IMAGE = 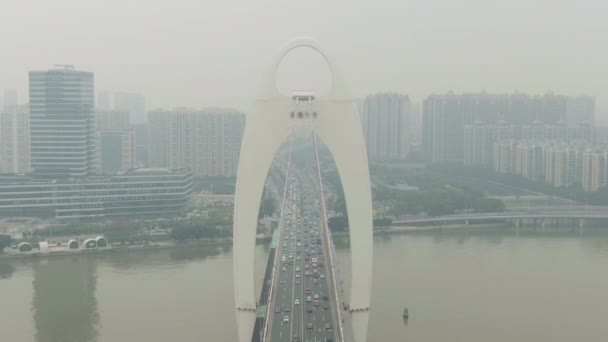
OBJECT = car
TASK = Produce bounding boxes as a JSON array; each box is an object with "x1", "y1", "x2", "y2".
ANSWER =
[
  {"x1": 325, "y1": 323, "x2": 332, "y2": 330},
  {"x1": 305, "y1": 271, "x2": 310, "y2": 276},
  {"x1": 284, "y1": 307, "x2": 291, "y2": 312},
  {"x1": 323, "y1": 304, "x2": 328, "y2": 310},
  {"x1": 295, "y1": 279, "x2": 301, "y2": 284},
  {"x1": 296, "y1": 274, "x2": 300, "y2": 278},
  {"x1": 305, "y1": 287, "x2": 311, "y2": 294},
  {"x1": 320, "y1": 274, "x2": 325, "y2": 279},
  {"x1": 283, "y1": 316, "x2": 289, "y2": 323},
  {"x1": 307, "y1": 307, "x2": 313, "y2": 313},
  {"x1": 306, "y1": 296, "x2": 312, "y2": 302},
  {"x1": 314, "y1": 300, "x2": 319, "y2": 306},
  {"x1": 275, "y1": 307, "x2": 281, "y2": 313},
  {"x1": 291, "y1": 336, "x2": 300, "y2": 342},
  {"x1": 294, "y1": 299, "x2": 299, "y2": 305},
  {"x1": 295, "y1": 267, "x2": 300, "y2": 272},
  {"x1": 307, "y1": 323, "x2": 314, "y2": 330},
  {"x1": 313, "y1": 294, "x2": 319, "y2": 300},
  {"x1": 280, "y1": 280, "x2": 286, "y2": 284}
]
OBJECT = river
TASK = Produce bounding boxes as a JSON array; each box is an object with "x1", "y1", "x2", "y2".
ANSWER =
[{"x1": 1, "y1": 226, "x2": 608, "y2": 342}]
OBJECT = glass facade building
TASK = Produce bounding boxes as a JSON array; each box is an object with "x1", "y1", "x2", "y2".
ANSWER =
[
  {"x1": 29, "y1": 65, "x2": 95, "y2": 178},
  {"x1": 0, "y1": 168, "x2": 193, "y2": 221}
]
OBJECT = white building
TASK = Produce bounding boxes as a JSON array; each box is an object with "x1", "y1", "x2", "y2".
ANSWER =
[{"x1": 149, "y1": 109, "x2": 245, "y2": 177}]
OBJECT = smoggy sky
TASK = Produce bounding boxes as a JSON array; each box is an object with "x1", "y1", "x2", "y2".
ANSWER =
[{"x1": 1, "y1": 0, "x2": 606, "y2": 122}]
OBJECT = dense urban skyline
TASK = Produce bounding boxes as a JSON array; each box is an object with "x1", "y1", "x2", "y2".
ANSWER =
[{"x1": 1, "y1": 0, "x2": 606, "y2": 122}]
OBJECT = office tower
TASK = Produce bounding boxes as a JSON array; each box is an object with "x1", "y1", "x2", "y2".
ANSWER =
[
  {"x1": 1, "y1": 104, "x2": 30, "y2": 174},
  {"x1": 95, "y1": 111, "x2": 134, "y2": 174},
  {"x1": 361, "y1": 93, "x2": 412, "y2": 160},
  {"x1": 149, "y1": 109, "x2": 245, "y2": 177},
  {"x1": 29, "y1": 65, "x2": 95, "y2": 178},
  {"x1": 97, "y1": 91, "x2": 111, "y2": 110},
  {"x1": 0, "y1": 168, "x2": 193, "y2": 220},
  {"x1": 114, "y1": 92, "x2": 146, "y2": 123}
]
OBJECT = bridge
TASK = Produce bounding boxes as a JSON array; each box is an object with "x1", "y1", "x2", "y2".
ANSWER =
[
  {"x1": 393, "y1": 208, "x2": 608, "y2": 227},
  {"x1": 233, "y1": 38, "x2": 373, "y2": 342}
]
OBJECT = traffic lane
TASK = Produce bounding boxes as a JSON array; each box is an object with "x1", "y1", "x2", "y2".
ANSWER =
[{"x1": 272, "y1": 201, "x2": 298, "y2": 340}]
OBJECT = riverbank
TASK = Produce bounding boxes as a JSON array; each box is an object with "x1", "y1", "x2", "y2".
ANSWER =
[
  {"x1": 330, "y1": 223, "x2": 508, "y2": 236},
  {"x1": 0, "y1": 234, "x2": 273, "y2": 260},
  {"x1": 0, "y1": 223, "x2": 514, "y2": 260}
]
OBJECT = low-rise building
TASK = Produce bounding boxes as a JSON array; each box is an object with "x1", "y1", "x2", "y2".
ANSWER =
[{"x1": 0, "y1": 168, "x2": 192, "y2": 221}]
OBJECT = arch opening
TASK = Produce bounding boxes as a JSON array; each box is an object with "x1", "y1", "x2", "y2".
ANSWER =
[{"x1": 275, "y1": 46, "x2": 332, "y2": 97}]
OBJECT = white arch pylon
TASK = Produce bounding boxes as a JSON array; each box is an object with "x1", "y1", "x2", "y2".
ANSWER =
[{"x1": 233, "y1": 37, "x2": 373, "y2": 342}]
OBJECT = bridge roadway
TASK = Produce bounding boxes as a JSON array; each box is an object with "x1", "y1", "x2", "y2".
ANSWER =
[
  {"x1": 393, "y1": 209, "x2": 608, "y2": 225},
  {"x1": 264, "y1": 165, "x2": 339, "y2": 342}
]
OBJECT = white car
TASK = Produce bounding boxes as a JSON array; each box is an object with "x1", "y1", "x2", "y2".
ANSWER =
[
  {"x1": 284, "y1": 315, "x2": 289, "y2": 323},
  {"x1": 294, "y1": 299, "x2": 300, "y2": 305}
]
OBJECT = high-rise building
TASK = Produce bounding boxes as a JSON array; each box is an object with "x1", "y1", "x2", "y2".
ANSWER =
[
  {"x1": 114, "y1": 92, "x2": 146, "y2": 123},
  {"x1": 29, "y1": 65, "x2": 95, "y2": 178},
  {"x1": 521, "y1": 121, "x2": 593, "y2": 144},
  {"x1": 3, "y1": 88, "x2": 18, "y2": 113},
  {"x1": 149, "y1": 109, "x2": 245, "y2": 177},
  {"x1": 360, "y1": 93, "x2": 411, "y2": 160},
  {"x1": 423, "y1": 92, "x2": 596, "y2": 163},
  {"x1": 422, "y1": 93, "x2": 468, "y2": 163},
  {"x1": 95, "y1": 111, "x2": 134, "y2": 174},
  {"x1": 565, "y1": 96, "x2": 595, "y2": 125},
  {"x1": 582, "y1": 149, "x2": 608, "y2": 192},
  {"x1": 464, "y1": 120, "x2": 515, "y2": 166},
  {"x1": 133, "y1": 123, "x2": 150, "y2": 167},
  {"x1": 544, "y1": 143, "x2": 585, "y2": 187},
  {"x1": 495, "y1": 140, "x2": 590, "y2": 188},
  {"x1": 97, "y1": 91, "x2": 111, "y2": 111},
  {"x1": 1, "y1": 104, "x2": 30, "y2": 174}
]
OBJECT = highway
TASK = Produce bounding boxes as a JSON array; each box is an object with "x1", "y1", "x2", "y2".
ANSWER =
[{"x1": 266, "y1": 162, "x2": 338, "y2": 342}]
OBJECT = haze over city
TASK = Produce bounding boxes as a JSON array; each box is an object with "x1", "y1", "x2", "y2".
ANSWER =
[
  {"x1": 2, "y1": 1, "x2": 608, "y2": 342},
  {"x1": 1, "y1": 0, "x2": 607, "y2": 121}
]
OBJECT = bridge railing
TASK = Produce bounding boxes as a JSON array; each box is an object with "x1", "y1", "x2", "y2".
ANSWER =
[
  {"x1": 261, "y1": 137, "x2": 294, "y2": 342},
  {"x1": 312, "y1": 132, "x2": 348, "y2": 342}
]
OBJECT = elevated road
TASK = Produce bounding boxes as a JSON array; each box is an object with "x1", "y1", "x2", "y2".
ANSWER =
[
  {"x1": 265, "y1": 166, "x2": 340, "y2": 342},
  {"x1": 393, "y1": 209, "x2": 608, "y2": 226}
]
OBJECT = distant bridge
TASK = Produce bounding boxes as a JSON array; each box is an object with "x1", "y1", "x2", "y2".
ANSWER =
[{"x1": 393, "y1": 208, "x2": 608, "y2": 227}]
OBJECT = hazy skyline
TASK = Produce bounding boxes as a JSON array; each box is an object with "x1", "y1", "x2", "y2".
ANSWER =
[{"x1": 2, "y1": 0, "x2": 606, "y2": 122}]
